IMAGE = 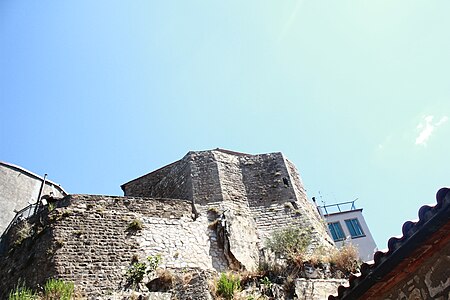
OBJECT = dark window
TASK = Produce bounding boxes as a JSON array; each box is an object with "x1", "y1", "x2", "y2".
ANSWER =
[
  {"x1": 345, "y1": 218, "x2": 365, "y2": 238},
  {"x1": 328, "y1": 222, "x2": 345, "y2": 241},
  {"x1": 282, "y1": 177, "x2": 289, "y2": 187}
]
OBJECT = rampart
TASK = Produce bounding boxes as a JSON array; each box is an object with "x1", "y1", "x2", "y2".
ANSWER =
[
  {"x1": 122, "y1": 149, "x2": 333, "y2": 247},
  {"x1": 0, "y1": 194, "x2": 223, "y2": 298},
  {"x1": 0, "y1": 149, "x2": 337, "y2": 298}
]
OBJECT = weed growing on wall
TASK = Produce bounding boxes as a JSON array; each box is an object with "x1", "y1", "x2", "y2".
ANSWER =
[
  {"x1": 127, "y1": 219, "x2": 143, "y2": 231},
  {"x1": 8, "y1": 279, "x2": 75, "y2": 300},
  {"x1": 216, "y1": 273, "x2": 241, "y2": 300},
  {"x1": 265, "y1": 226, "x2": 312, "y2": 259},
  {"x1": 126, "y1": 262, "x2": 147, "y2": 286},
  {"x1": 13, "y1": 222, "x2": 32, "y2": 247},
  {"x1": 329, "y1": 244, "x2": 360, "y2": 274},
  {"x1": 43, "y1": 279, "x2": 74, "y2": 300},
  {"x1": 147, "y1": 255, "x2": 162, "y2": 272},
  {"x1": 8, "y1": 283, "x2": 36, "y2": 300},
  {"x1": 125, "y1": 255, "x2": 162, "y2": 287}
]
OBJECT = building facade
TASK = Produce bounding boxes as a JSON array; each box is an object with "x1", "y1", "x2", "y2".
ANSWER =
[
  {"x1": 319, "y1": 201, "x2": 377, "y2": 262},
  {"x1": 0, "y1": 162, "x2": 66, "y2": 235}
]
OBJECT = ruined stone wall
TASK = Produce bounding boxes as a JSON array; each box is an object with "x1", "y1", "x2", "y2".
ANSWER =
[
  {"x1": 284, "y1": 158, "x2": 334, "y2": 247},
  {"x1": 240, "y1": 152, "x2": 297, "y2": 242},
  {"x1": 381, "y1": 241, "x2": 450, "y2": 299},
  {"x1": 0, "y1": 194, "x2": 230, "y2": 298},
  {"x1": 0, "y1": 217, "x2": 57, "y2": 299},
  {"x1": 295, "y1": 279, "x2": 347, "y2": 300},
  {"x1": 138, "y1": 204, "x2": 227, "y2": 272},
  {"x1": 122, "y1": 159, "x2": 193, "y2": 201},
  {"x1": 240, "y1": 153, "x2": 333, "y2": 247},
  {"x1": 121, "y1": 150, "x2": 334, "y2": 251}
]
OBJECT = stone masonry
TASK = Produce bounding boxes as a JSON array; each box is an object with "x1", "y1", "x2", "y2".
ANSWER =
[
  {"x1": 122, "y1": 149, "x2": 334, "y2": 249},
  {"x1": 0, "y1": 149, "x2": 336, "y2": 299}
]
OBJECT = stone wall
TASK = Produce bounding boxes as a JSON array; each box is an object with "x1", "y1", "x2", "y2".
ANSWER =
[
  {"x1": 381, "y1": 240, "x2": 450, "y2": 299},
  {"x1": 240, "y1": 153, "x2": 295, "y2": 207},
  {"x1": 284, "y1": 157, "x2": 333, "y2": 248},
  {"x1": 0, "y1": 217, "x2": 57, "y2": 298},
  {"x1": 214, "y1": 151, "x2": 247, "y2": 203},
  {"x1": 0, "y1": 194, "x2": 228, "y2": 298},
  {"x1": 189, "y1": 151, "x2": 224, "y2": 204},
  {"x1": 121, "y1": 150, "x2": 334, "y2": 250},
  {"x1": 295, "y1": 279, "x2": 348, "y2": 300},
  {"x1": 0, "y1": 162, "x2": 66, "y2": 234},
  {"x1": 0, "y1": 193, "x2": 344, "y2": 299},
  {"x1": 122, "y1": 159, "x2": 193, "y2": 201}
]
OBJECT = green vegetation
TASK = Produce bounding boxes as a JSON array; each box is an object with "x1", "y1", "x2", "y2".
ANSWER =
[
  {"x1": 43, "y1": 279, "x2": 74, "y2": 300},
  {"x1": 47, "y1": 203, "x2": 55, "y2": 212},
  {"x1": 265, "y1": 226, "x2": 311, "y2": 259},
  {"x1": 126, "y1": 262, "x2": 147, "y2": 286},
  {"x1": 147, "y1": 254, "x2": 162, "y2": 272},
  {"x1": 259, "y1": 276, "x2": 272, "y2": 288},
  {"x1": 13, "y1": 222, "x2": 32, "y2": 247},
  {"x1": 127, "y1": 219, "x2": 143, "y2": 231},
  {"x1": 125, "y1": 254, "x2": 162, "y2": 287},
  {"x1": 8, "y1": 279, "x2": 74, "y2": 300},
  {"x1": 216, "y1": 273, "x2": 241, "y2": 300},
  {"x1": 8, "y1": 284, "x2": 36, "y2": 300}
]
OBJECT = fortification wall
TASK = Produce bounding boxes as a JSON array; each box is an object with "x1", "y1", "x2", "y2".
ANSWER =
[
  {"x1": 0, "y1": 194, "x2": 231, "y2": 298},
  {"x1": 122, "y1": 159, "x2": 193, "y2": 201},
  {"x1": 284, "y1": 158, "x2": 334, "y2": 247},
  {"x1": 0, "y1": 217, "x2": 57, "y2": 298},
  {"x1": 189, "y1": 151, "x2": 224, "y2": 204},
  {"x1": 213, "y1": 151, "x2": 247, "y2": 203},
  {"x1": 240, "y1": 153, "x2": 296, "y2": 207},
  {"x1": 0, "y1": 162, "x2": 66, "y2": 234},
  {"x1": 121, "y1": 150, "x2": 334, "y2": 250}
]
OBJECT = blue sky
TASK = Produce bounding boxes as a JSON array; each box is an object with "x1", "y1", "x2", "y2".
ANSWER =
[{"x1": 1, "y1": 1, "x2": 449, "y2": 249}]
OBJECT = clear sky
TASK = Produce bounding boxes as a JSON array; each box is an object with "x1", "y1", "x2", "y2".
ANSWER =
[{"x1": 1, "y1": 1, "x2": 449, "y2": 250}]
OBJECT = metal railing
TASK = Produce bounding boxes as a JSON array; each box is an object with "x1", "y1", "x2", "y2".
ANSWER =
[
  {"x1": 318, "y1": 199, "x2": 358, "y2": 215},
  {"x1": 0, "y1": 203, "x2": 43, "y2": 254}
]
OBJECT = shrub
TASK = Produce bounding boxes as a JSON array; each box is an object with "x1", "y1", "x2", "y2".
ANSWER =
[
  {"x1": 265, "y1": 226, "x2": 312, "y2": 259},
  {"x1": 126, "y1": 262, "x2": 147, "y2": 286},
  {"x1": 127, "y1": 219, "x2": 143, "y2": 231},
  {"x1": 13, "y1": 222, "x2": 32, "y2": 247},
  {"x1": 306, "y1": 245, "x2": 330, "y2": 266},
  {"x1": 43, "y1": 279, "x2": 74, "y2": 300},
  {"x1": 8, "y1": 284, "x2": 36, "y2": 300},
  {"x1": 216, "y1": 273, "x2": 241, "y2": 300},
  {"x1": 125, "y1": 255, "x2": 162, "y2": 287},
  {"x1": 147, "y1": 254, "x2": 162, "y2": 273},
  {"x1": 330, "y1": 244, "x2": 360, "y2": 274},
  {"x1": 48, "y1": 203, "x2": 56, "y2": 212}
]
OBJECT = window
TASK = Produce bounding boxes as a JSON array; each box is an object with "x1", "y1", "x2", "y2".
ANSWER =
[
  {"x1": 328, "y1": 222, "x2": 345, "y2": 241},
  {"x1": 345, "y1": 218, "x2": 365, "y2": 238}
]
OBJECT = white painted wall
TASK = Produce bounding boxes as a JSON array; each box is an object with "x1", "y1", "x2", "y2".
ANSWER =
[
  {"x1": 325, "y1": 209, "x2": 377, "y2": 262},
  {"x1": 0, "y1": 162, "x2": 66, "y2": 235}
]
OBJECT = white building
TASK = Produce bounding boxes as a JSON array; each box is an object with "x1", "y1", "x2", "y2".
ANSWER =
[{"x1": 317, "y1": 199, "x2": 377, "y2": 262}]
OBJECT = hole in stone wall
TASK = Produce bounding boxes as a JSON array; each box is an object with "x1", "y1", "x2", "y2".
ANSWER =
[{"x1": 283, "y1": 177, "x2": 289, "y2": 187}]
